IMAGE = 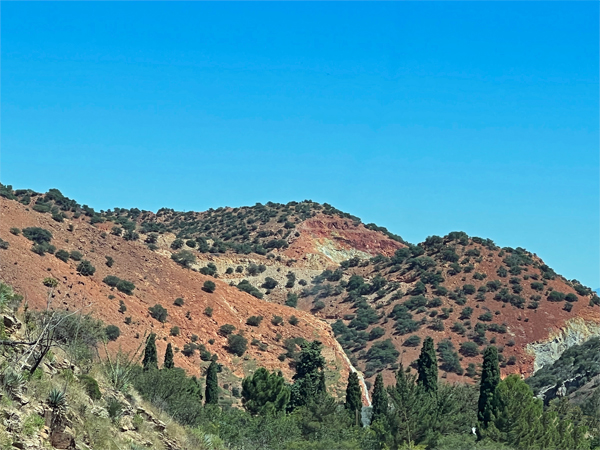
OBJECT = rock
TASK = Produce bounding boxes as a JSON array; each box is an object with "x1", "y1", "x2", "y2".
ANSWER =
[
  {"x1": 51, "y1": 426, "x2": 76, "y2": 449},
  {"x1": 90, "y1": 405, "x2": 109, "y2": 419}
]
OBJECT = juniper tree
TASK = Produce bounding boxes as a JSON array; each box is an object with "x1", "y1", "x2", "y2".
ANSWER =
[
  {"x1": 371, "y1": 373, "x2": 388, "y2": 424},
  {"x1": 164, "y1": 342, "x2": 174, "y2": 369},
  {"x1": 205, "y1": 361, "x2": 219, "y2": 405},
  {"x1": 142, "y1": 333, "x2": 158, "y2": 371},
  {"x1": 345, "y1": 371, "x2": 363, "y2": 425},
  {"x1": 417, "y1": 336, "x2": 438, "y2": 394},
  {"x1": 478, "y1": 345, "x2": 500, "y2": 430}
]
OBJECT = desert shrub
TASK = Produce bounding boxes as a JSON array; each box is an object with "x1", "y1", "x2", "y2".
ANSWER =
[
  {"x1": 236, "y1": 280, "x2": 263, "y2": 299},
  {"x1": 262, "y1": 277, "x2": 278, "y2": 290},
  {"x1": 427, "y1": 297, "x2": 443, "y2": 308},
  {"x1": 118, "y1": 300, "x2": 127, "y2": 314},
  {"x1": 563, "y1": 302, "x2": 573, "y2": 312},
  {"x1": 9, "y1": 227, "x2": 20, "y2": 235},
  {"x1": 285, "y1": 292, "x2": 298, "y2": 308},
  {"x1": 271, "y1": 315, "x2": 283, "y2": 326},
  {"x1": 43, "y1": 277, "x2": 59, "y2": 288},
  {"x1": 478, "y1": 312, "x2": 493, "y2": 322},
  {"x1": 463, "y1": 284, "x2": 476, "y2": 295},
  {"x1": 22, "y1": 227, "x2": 52, "y2": 244},
  {"x1": 174, "y1": 297, "x2": 185, "y2": 306},
  {"x1": 203, "y1": 280, "x2": 216, "y2": 293},
  {"x1": 547, "y1": 291, "x2": 565, "y2": 302},
  {"x1": 368, "y1": 327, "x2": 385, "y2": 341},
  {"x1": 170, "y1": 326, "x2": 180, "y2": 336},
  {"x1": 246, "y1": 315, "x2": 263, "y2": 327},
  {"x1": 123, "y1": 230, "x2": 139, "y2": 241},
  {"x1": 312, "y1": 300, "x2": 325, "y2": 311},
  {"x1": 219, "y1": 324, "x2": 236, "y2": 336},
  {"x1": 148, "y1": 304, "x2": 168, "y2": 323},
  {"x1": 171, "y1": 250, "x2": 196, "y2": 268},
  {"x1": 70, "y1": 250, "x2": 83, "y2": 261},
  {"x1": 403, "y1": 335, "x2": 421, "y2": 347},
  {"x1": 565, "y1": 293, "x2": 578, "y2": 303},
  {"x1": 288, "y1": 315, "x2": 299, "y2": 326},
  {"x1": 80, "y1": 375, "x2": 101, "y2": 400},
  {"x1": 170, "y1": 238, "x2": 184, "y2": 250},
  {"x1": 55, "y1": 249, "x2": 70, "y2": 262},
  {"x1": 199, "y1": 263, "x2": 217, "y2": 276},
  {"x1": 228, "y1": 334, "x2": 248, "y2": 356},
  {"x1": 77, "y1": 260, "x2": 96, "y2": 276},
  {"x1": 459, "y1": 341, "x2": 479, "y2": 357},
  {"x1": 203, "y1": 307, "x2": 213, "y2": 317},
  {"x1": 105, "y1": 325, "x2": 121, "y2": 341}
]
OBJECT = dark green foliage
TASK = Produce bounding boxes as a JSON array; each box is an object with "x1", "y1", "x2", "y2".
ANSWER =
[
  {"x1": 478, "y1": 346, "x2": 500, "y2": 429},
  {"x1": 371, "y1": 373, "x2": 388, "y2": 423},
  {"x1": 170, "y1": 326, "x2": 180, "y2": 336},
  {"x1": 565, "y1": 293, "x2": 578, "y2": 303},
  {"x1": 289, "y1": 315, "x2": 299, "y2": 325},
  {"x1": 403, "y1": 295, "x2": 427, "y2": 310},
  {"x1": 531, "y1": 281, "x2": 544, "y2": 291},
  {"x1": 77, "y1": 260, "x2": 96, "y2": 276},
  {"x1": 55, "y1": 249, "x2": 70, "y2": 262},
  {"x1": 236, "y1": 280, "x2": 264, "y2": 299},
  {"x1": 365, "y1": 339, "x2": 399, "y2": 374},
  {"x1": 289, "y1": 341, "x2": 327, "y2": 410},
  {"x1": 142, "y1": 333, "x2": 158, "y2": 371},
  {"x1": 199, "y1": 263, "x2": 217, "y2": 276},
  {"x1": 69, "y1": 250, "x2": 83, "y2": 261},
  {"x1": 437, "y1": 339, "x2": 463, "y2": 374},
  {"x1": 174, "y1": 297, "x2": 185, "y2": 306},
  {"x1": 80, "y1": 375, "x2": 101, "y2": 400},
  {"x1": 203, "y1": 280, "x2": 216, "y2": 293},
  {"x1": 271, "y1": 315, "x2": 283, "y2": 326},
  {"x1": 171, "y1": 238, "x2": 184, "y2": 250},
  {"x1": 462, "y1": 284, "x2": 476, "y2": 295},
  {"x1": 478, "y1": 312, "x2": 493, "y2": 322},
  {"x1": 164, "y1": 343, "x2": 174, "y2": 369},
  {"x1": 205, "y1": 361, "x2": 219, "y2": 405},
  {"x1": 246, "y1": 315, "x2": 263, "y2": 326},
  {"x1": 459, "y1": 341, "x2": 480, "y2": 357},
  {"x1": 417, "y1": 337, "x2": 438, "y2": 393},
  {"x1": 242, "y1": 368, "x2": 290, "y2": 415},
  {"x1": 345, "y1": 372, "x2": 362, "y2": 424},
  {"x1": 228, "y1": 334, "x2": 248, "y2": 356},
  {"x1": 548, "y1": 291, "x2": 565, "y2": 302},
  {"x1": 285, "y1": 292, "x2": 298, "y2": 307},
  {"x1": 123, "y1": 229, "x2": 139, "y2": 241},
  {"x1": 219, "y1": 324, "x2": 236, "y2": 336},
  {"x1": 118, "y1": 300, "x2": 127, "y2": 313},
  {"x1": 148, "y1": 304, "x2": 168, "y2": 323},
  {"x1": 105, "y1": 325, "x2": 120, "y2": 341},
  {"x1": 171, "y1": 250, "x2": 196, "y2": 268},
  {"x1": 368, "y1": 327, "x2": 385, "y2": 341},
  {"x1": 133, "y1": 367, "x2": 203, "y2": 425},
  {"x1": 262, "y1": 277, "x2": 278, "y2": 289},
  {"x1": 22, "y1": 227, "x2": 52, "y2": 244},
  {"x1": 403, "y1": 335, "x2": 421, "y2": 347}
]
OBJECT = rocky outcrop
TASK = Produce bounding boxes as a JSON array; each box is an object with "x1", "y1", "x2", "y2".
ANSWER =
[{"x1": 526, "y1": 318, "x2": 600, "y2": 373}]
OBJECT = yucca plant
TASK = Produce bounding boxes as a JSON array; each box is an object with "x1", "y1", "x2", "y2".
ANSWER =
[
  {"x1": 47, "y1": 388, "x2": 66, "y2": 410},
  {"x1": 1, "y1": 368, "x2": 25, "y2": 396}
]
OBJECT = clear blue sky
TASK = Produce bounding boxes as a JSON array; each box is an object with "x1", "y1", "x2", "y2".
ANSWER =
[{"x1": 2, "y1": 2, "x2": 598, "y2": 288}]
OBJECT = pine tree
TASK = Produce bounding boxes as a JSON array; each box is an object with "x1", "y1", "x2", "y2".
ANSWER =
[
  {"x1": 345, "y1": 372, "x2": 363, "y2": 425},
  {"x1": 288, "y1": 340, "x2": 327, "y2": 410},
  {"x1": 142, "y1": 333, "x2": 158, "y2": 371},
  {"x1": 241, "y1": 368, "x2": 290, "y2": 415},
  {"x1": 205, "y1": 360, "x2": 219, "y2": 405},
  {"x1": 478, "y1": 345, "x2": 500, "y2": 428},
  {"x1": 371, "y1": 373, "x2": 388, "y2": 424},
  {"x1": 163, "y1": 342, "x2": 174, "y2": 369},
  {"x1": 416, "y1": 336, "x2": 438, "y2": 393}
]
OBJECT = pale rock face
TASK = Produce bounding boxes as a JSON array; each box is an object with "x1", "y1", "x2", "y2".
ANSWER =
[{"x1": 526, "y1": 318, "x2": 600, "y2": 372}]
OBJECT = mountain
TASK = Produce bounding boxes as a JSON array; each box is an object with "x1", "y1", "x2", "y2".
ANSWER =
[{"x1": 1, "y1": 184, "x2": 598, "y2": 393}]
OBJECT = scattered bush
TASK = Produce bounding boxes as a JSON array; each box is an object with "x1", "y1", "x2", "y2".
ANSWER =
[
  {"x1": 105, "y1": 325, "x2": 121, "y2": 341},
  {"x1": 171, "y1": 250, "x2": 196, "y2": 268},
  {"x1": 219, "y1": 324, "x2": 236, "y2": 336},
  {"x1": 203, "y1": 280, "x2": 216, "y2": 293},
  {"x1": 170, "y1": 326, "x2": 180, "y2": 336},
  {"x1": 148, "y1": 304, "x2": 168, "y2": 323},
  {"x1": 55, "y1": 249, "x2": 70, "y2": 262},
  {"x1": 246, "y1": 315, "x2": 264, "y2": 327},
  {"x1": 174, "y1": 297, "x2": 185, "y2": 306},
  {"x1": 204, "y1": 307, "x2": 213, "y2": 317},
  {"x1": 70, "y1": 250, "x2": 83, "y2": 261},
  {"x1": 77, "y1": 260, "x2": 96, "y2": 276},
  {"x1": 288, "y1": 315, "x2": 299, "y2": 326},
  {"x1": 228, "y1": 334, "x2": 248, "y2": 356}
]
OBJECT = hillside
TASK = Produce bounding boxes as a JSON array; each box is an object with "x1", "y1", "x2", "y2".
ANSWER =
[{"x1": 1, "y1": 184, "x2": 598, "y2": 393}]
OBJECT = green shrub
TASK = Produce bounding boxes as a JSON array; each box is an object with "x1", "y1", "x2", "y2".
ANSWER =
[
  {"x1": 459, "y1": 341, "x2": 479, "y2": 357},
  {"x1": 285, "y1": 292, "x2": 298, "y2": 308},
  {"x1": 565, "y1": 293, "x2": 578, "y2": 303},
  {"x1": 174, "y1": 297, "x2": 185, "y2": 306},
  {"x1": 368, "y1": 327, "x2": 385, "y2": 341},
  {"x1": 105, "y1": 256, "x2": 114, "y2": 267},
  {"x1": 55, "y1": 249, "x2": 70, "y2": 262},
  {"x1": 22, "y1": 227, "x2": 52, "y2": 244},
  {"x1": 219, "y1": 324, "x2": 236, "y2": 336},
  {"x1": 77, "y1": 260, "x2": 96, "y2": 276},
  {"x1": 70, "y1": 250, "x2": 83, "y2": 261},
  {"x1": 9, "y1": 227, "x2": 20, "y2": 235},
  {"x1": 103, "y1": 275, "x2": 120, "y2": 287},
  {"x1": 462, "y1": 284, "x2": 476, "y2": 295},
  {"x1": 403, "y1": 335, "x2": 421, "y2": 347},
  {"x1": 262, "y1": 277, "x2": 278, "y2": 290},
  {"x1": 148, "y1": 304, "x2": 168, "y2": 323},
  {"x1": 116, "y1": 279, "x2": 135, "y2": 295},
  {"x1": 171, "y1": 250, "x2": 196, "y2": 268},
  {"x1": 271, "y1": 315, "x2": 283, "y2": 326},
  {"x1": 80, "y1": 375, "x2": 101, "y2": 400},
  {"x1": 203, "y1": 280, "x2": 216, "y2": 293},
  {"x1": 204, "y1": 306, "x2": 213, "y2": 317},
  {"x1": 236, "y1": 280, "x2": 263, "y2": 299},
  {"x1": 247, "y1": 315, "x2": 263, "y2": 326},
  {"x1": 288, "y1": 315, "x2": 299, "y2": 326},
  {"x1": 105, "y1": 325, "x2": 121, "y2": 341},
  {"x1": 547, "y1": 291, "x2": 565, "y2": 302},
  {"x1": 170, "y1": 326, "x2": 180, "y2": 336},
  {"x1": 228, "y1": 334, "x2": 248, "y2": 356}
]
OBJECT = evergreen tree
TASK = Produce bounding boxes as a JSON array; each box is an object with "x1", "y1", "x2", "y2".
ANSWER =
[
  {"x1": 142, "y1": 333, "x2": 158, "y2": 371},
  {"x1": 371, "y1": 373, "x2": 388, "y2": 424},
  {"x1": 478, "y1": 346, "x2": 500, "y2": 429},
  {"x1": 205, "y1": 361, "x2": 219, "y2": 405},
  {"x1": 288, "y1": 341, "x2": 327, "y2": 410},
  {"x1": 163, "y1": 342, "x2": 174, "y2": 369},
  {"x1": 417, "y1": 336, "x2": 438, "y2": 394},
  {"x1": 345, "y1": 372, "x2": 362, "y2": 425},
  {"x1": 241, "y1": 368, "x2": 290, "y2": 415}
]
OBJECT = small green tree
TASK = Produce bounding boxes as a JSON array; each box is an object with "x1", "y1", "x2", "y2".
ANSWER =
[
  {"x1": 371, "y1": 373, "x2": 388, "y2": 424},
  {"x1": 345, "y1": 372, "x2": 363, "y2": 425},
  {"x1": 478, "y1": 345, "x2": 500, "y2": 432},
  {"x1": 203, "y1": 280, "x2": 216, "y2": 293},
  {"x1": 164, "y1": 343, "x2": 174, "y2": 369},
  {"x1": 148, "y1": 304, "x2": 168, "y2": 323},
  {"x1": 241, "y1": 368, "x2": 290, "y2": 415},
  {"x1": 416, "y1": 336, "x2": 438, "y2": 394},
  {"x1": 77, "y1": 260, "x2": 96, "y2": 276},
  {"x1": 205, "y1": 361, "x2": 219, "y2": 405},
  {"x1": 105, "y1": 325, "x2": 120, "y2": 341},
  {"x1": 142, "y1": 333, "x2": 158, "y2": 371}
]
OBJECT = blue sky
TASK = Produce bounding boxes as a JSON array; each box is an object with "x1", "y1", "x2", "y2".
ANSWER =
[{"x1": 2, "y1": 2, "x2": 598, "y2": 287}]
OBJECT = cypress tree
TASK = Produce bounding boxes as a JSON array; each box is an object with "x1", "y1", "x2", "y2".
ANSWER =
[
  {"x1": 371, "y1": 373, "x2": 388, "y2": 424},
  {"x1": 478, "y1": 346, "x2": 500, "y2": 428},
  {"x1": 416, "y1": 336, "x2": 438, "y2": 393},
  {"x1": 205, "y1": 360, "x2": 219, "y2": 405},
  {"x1": 345, "y1": 372, "x2": 363, "y2": 425},
  {"x1": 163, "y1": 342, "x2": 174, "y2": 369},
  {"x1": 142, "y1": 333, "x2": 158, "y2": 371}
]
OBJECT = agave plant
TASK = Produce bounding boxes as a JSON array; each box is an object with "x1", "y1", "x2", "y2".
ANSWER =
[
  {"x1": 47, "y1": 388, "x2": 66, "y2": 410},
  {"x1": 1, "y1": 368, "x2": 25, "y2": 396}
]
